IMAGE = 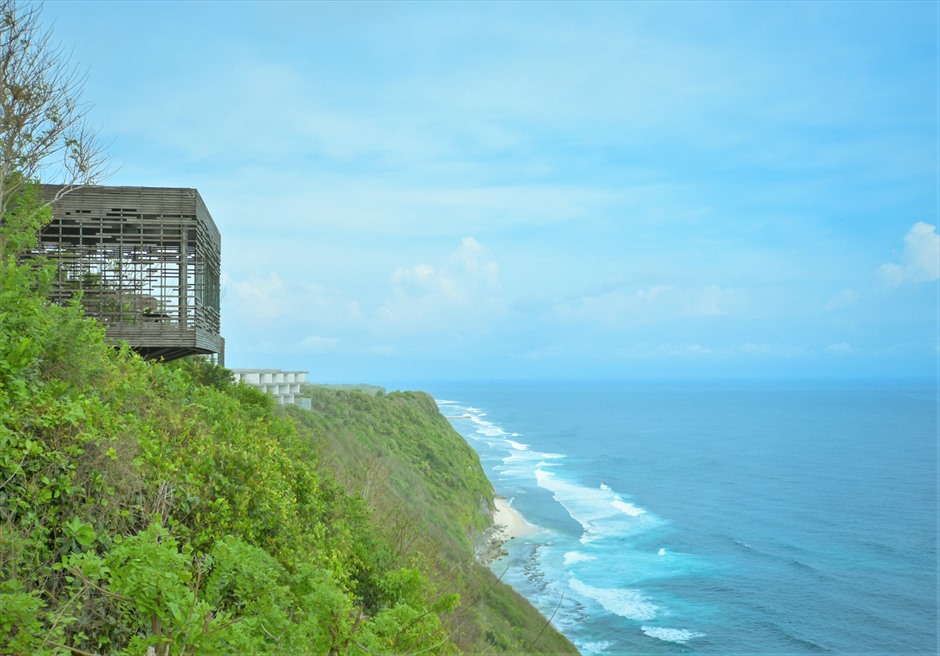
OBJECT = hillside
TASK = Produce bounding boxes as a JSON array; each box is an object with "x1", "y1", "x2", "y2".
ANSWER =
[
  {"x1": 290, "y1": 387, "x2": 579, "y2": 654},
  {"x1": 0, "y1": 185, "x2": 578, "y2": 654}
]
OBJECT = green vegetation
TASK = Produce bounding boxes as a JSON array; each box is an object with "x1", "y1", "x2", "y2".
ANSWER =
[
  {"x1": 0, "y1": 183, "x2": 578, "y2": 654},
  {"x1": 295, "y1": 388, "x2": 492, "y2": 558},
  {"x1": 291, "y1": 388, "x2": 579, "y2": 655},
  {"x1": 1, "y1": 7, "x2": 577, "y2": 651},
  {"x1": 1, "y1": 184, "x2": 454, "y2": 655}
]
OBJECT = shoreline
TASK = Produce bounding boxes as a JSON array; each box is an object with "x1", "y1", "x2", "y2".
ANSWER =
[{"x1": 479, "y1": 495, "x2": 538, "y2": 563}]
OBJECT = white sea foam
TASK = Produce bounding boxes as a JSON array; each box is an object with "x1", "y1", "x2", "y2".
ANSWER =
[
  {"x1": 611, "y1": 499, "x2": 645, "y2": 517},
  {"x1": 577, "y1": 640, "x2": 615, "y2": 655},
  {"x1": 501, "y1": 449, "x2": 564, "y2": 473},
  {"x1": 568, "y1": 578, "x2": 658, "y2": 621},
  {"x1": 534, "y1": 468, "x2": 657, "y2": 543},
  {"x1": 658, "y1": 548, "x2": 667, "y2": 556},
  {"x1": 641, "y1": 626, "x2": 705, "y2": 644},
  {"x1": 563, "y1": 551, "x2": 596, "y2": 566},
  {"x1": 502, "y1": 451, "x2": 543, "y2": 465},
  {"x1": 469, "y1": 415, "x2": 505, "y2": 437},
  {"x1": 507, "y1": 439, "x2": 530, "y2": 451}
]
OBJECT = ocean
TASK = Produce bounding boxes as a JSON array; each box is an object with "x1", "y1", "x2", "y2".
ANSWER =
[{"x1": 427, "y1": 380, "x2": 939, "y2": 656}]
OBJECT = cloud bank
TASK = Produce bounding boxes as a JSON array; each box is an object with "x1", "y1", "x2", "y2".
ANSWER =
[{"x1": 878, "y1": 222, "x2": 940, "y2": 286}]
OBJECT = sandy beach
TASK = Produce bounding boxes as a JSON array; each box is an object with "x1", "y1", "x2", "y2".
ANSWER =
[
  {"x1": 477, "y1": 496, "x2": 538, "y2": 563},
  {"x1": 493, "y1": 496, "x2": 538, "y2": 540},
  {"x1": 478, "y1": 496, "x2": 538, "y2": 563}
]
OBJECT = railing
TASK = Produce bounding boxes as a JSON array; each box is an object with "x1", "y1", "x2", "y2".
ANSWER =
[{"x1": 37, "y1": 185, "x2": 223, "y2": 360}]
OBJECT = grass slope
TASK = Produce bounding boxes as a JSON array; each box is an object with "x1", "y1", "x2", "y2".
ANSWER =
[
  {"x1": 1, "y1": 185, "x2": 578, "y2": 654},
  {"x1": 290, "y1": 387, "x2": 579, "y2": 655}
]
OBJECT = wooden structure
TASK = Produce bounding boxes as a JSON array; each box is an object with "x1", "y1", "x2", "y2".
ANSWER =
[{"x1": 38, "y1": 185, "x2": 223, "y2": 362}]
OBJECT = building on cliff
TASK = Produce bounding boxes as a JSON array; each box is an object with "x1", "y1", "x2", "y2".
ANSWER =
[
  {"x1": 231, "y1": 369, "x2": 311, "y2": 409},
  {"x1": 38, "y1": 185, "x2": 224, "y2": 362}
]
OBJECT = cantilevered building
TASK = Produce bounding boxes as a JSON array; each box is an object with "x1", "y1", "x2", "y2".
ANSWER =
[{"x1": 38, "y1": 185, "x2": 224, "y2": 362}]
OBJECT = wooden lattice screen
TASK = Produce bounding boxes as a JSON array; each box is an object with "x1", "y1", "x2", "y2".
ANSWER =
[{"x1": 37, "y1": 185, "x2": 224, "y2": 362}]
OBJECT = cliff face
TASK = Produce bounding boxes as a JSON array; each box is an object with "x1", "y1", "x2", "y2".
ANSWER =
[
  {"x1": 289, "y1": 387, "x2": 580, "y2": 655},
  {"x1": 0, "y1": 222, "x2": 576, "y2": 654}
]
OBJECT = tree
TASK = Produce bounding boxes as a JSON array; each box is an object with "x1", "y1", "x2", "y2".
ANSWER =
[{"x1": 0, "y1": 0, "x2": 109, "y2": 222}]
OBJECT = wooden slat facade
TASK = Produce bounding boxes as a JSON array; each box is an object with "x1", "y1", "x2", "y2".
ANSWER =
[{"x1": 37, "y1": 185, "x2": 224, "y2": 362}]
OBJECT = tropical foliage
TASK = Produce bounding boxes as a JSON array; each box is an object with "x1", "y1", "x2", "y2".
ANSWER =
[
  {"x1": 0, "y1": 183, "x2": 578, "y2": 654},
  {"x1": 293, "y1": 388, "x2": 579, "y2": 655},
  {"x1": 1, "y1": 184, "x2": 456, "y2": 655}
]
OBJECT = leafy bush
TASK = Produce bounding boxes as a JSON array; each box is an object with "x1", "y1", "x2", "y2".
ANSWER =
[
  {"x1": 0, "y1": 184, "x2": 457, "y2": 655},
  {"x1": 292, "y1": 387, "x2": 579, "y2": 655},
  {"x1": 1, "y1": 182, "x2": 576, "y2": 654}
]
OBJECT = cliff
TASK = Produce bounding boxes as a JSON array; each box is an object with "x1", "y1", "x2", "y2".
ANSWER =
[
  {"x1": 290, "y1": 387, "x2": 579, "y2": 654},
  {"x1": 0, "y1": 205, "x2": 578, "y2": 654}
]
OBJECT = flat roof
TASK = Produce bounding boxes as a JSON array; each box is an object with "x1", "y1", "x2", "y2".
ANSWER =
[{"x1": 231, "y1": 368, "x2": 308, "y2": 374}]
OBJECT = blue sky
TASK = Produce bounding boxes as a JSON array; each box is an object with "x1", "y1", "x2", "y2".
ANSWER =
[{"x1": 41, "y1": 1, "x2": 938, "y2": 382}]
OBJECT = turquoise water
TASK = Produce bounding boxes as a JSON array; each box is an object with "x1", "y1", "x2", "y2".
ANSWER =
[{"x1": 429, "y1": 380, "x2": 939, "y2": 655}]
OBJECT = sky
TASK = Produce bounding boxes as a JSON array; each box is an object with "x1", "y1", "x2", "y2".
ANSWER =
[{"x1": 38, "y1": 0, "x2": 939, "y2": 383}]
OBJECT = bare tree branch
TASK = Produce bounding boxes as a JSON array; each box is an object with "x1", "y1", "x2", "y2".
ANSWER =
[
  {"x1": 42, "y1": 640, "x2": 104, "y2": 656},
  {"x1": 0, "y1": 0, "x2": 111, "y2": 219},
  {"x1": 527, "y1": 590, "x2": 565, "y2": 652}
]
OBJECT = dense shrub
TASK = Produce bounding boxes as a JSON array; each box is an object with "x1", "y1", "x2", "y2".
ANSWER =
[
  {"x1": 0, "y1": 185, "x2": 455, "y2": 655},
  {"x1": 293, "y1": 388, "x2": 579, "y2": 655},
  {"x1": 1, "y1": 183, "x2": 577, "y2": 655}
]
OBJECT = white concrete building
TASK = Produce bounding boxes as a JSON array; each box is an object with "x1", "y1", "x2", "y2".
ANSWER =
[{"x1": 231, "y1": 369, "x2": 311, "y2": 409}]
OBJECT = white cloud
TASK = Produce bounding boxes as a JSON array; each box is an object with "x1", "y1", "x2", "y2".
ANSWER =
[
  {"x1": 878, "y1": 222, "x2": 940, "y2": 286},
  {"x1": 624, "y1": 342, "x2": 716, "y2": 359},
  {"x1": 553, "y1": 282, "x2": 743, "y2": 328},
  {"x1": 453, "y1": 237, "x2": 500, "y2": 284},
  {"x1": 682, "y1": 284, "x2": 738, "y2": 317},
  {"x1": 376, "y1": 237, "x2": 503, "y2": 336},
  {"x1": 230, "y1": 272, "x2": 287, "y2": 320},
  {"x1": 48, "y1": 1, "x2": 937, "y2": 379},
  {"x1": 391, "y1": 263, "x2": 446, "y2": 298},
  {"x1": 226, "y1": 273, "x2": 362, "y2": 326},
  {"x1": 730, "y1": 342, "x2": 807, "y2": 357},
  {"x1": 738, "y1": 343, "x2": 775, "y2": 355},
  {"x1": 682, "y1": 343, "x2": 712, "y2": 355},
  {"x1": 636, "y1": 284, "x2": 674, "y2": 299},
  {"x1": 552, "y1": 285, "x2": 672, "y2": 327},
  {"x1": 825, "y1": 288, "x2": 859, "y2": 310},
  {"x1": 299, "y1": 335, "x2": 339, "y2": 353}
]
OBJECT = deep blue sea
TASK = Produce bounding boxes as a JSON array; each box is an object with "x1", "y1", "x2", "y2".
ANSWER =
[{"x1": 425, "y1": 380, "x2": 939, "y2": 656}]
